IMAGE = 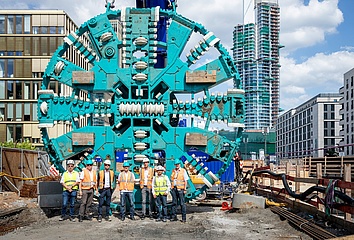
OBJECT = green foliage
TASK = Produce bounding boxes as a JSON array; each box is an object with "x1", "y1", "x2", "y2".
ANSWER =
[{"x1": 0, "y1": 139, "x2": 36, "y2": 150}]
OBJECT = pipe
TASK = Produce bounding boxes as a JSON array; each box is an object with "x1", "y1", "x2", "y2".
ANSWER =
[{"x1": 244, "y1": 169, "x2": 354, "y2": 206}]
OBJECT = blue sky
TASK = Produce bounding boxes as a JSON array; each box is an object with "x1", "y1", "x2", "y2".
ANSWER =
[{"x1": 1, "y1": 0, "x2": 354, "y2": 112}]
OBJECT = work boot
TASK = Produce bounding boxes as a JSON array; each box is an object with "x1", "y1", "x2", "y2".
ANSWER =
[
  {"x1": 69, "y1": 216, "x2": 76, "y2": 222},
  {"x1": 98, "y1": 215, "x2": 102, "y2": 222},
  {"x1": 78, "y1": 215, "x2": 83, "y2": 222},
  {"x1": 83, "y1": 215, "x2": 92, "y2": 221}
]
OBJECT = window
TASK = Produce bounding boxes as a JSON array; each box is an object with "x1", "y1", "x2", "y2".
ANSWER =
[
  {"x1": 24, "y1": 15, "x2": 30, "y2": 33},
  {"x1": 7, "y1": 81, "x2": 13, "y2": 99},
  {"x1": 16, "y1": 81, "x2": 22, "y2": 99},
  {"x1": 16, "y1": 104, "x2": 22, "y2": 121},
  {"x1": 24, "y1": 103, "x2": 31, "y2": 121},
  {"x1": 7, "y1": 103, "x2": 13, "y2": 121},
  {"x1": 7, "y1": 59, "x2": 14, "y2": 77},
  {"x1": 0, "y1": 15, "x2": 5, "y2": 34},
  {"x1": 15, "y1": 15, "x2": 22, "y2": 34},
  {"x1": 24, "y1": 81, "x2": 30, "y2": 99},
  {"x1": 7, "y1": 15, "x2": 14, "y2": 34},
  {"x1": 0, "y1": 81, "x2": 4, "y2": 99}
]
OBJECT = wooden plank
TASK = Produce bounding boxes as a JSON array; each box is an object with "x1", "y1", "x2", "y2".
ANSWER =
[
  {"x1": 185, "y1": 133, "x2": 207, "y2": 146},
  {"x1": 185, "y1": 70, "x2": 216, "y2": 84},
  {"x1": 0, "y1": 207, "x2": 26, "y2": 218},
  {"x1": 344, "y1": 164, "x2": 352, "y2": 221},
  {"x1": 72, "y1": 71, "x2": 94, "y2": 84},
  {"x1": 72, "y1": 132, "x2": 95, "y2": 146}
]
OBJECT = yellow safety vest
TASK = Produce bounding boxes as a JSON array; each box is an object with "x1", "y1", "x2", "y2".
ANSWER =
[
  {"x1": 63, "y1": 171, "x2": 79, "y2": 191},
  {"x1": 154, "y1": 175, "x2": 168, "y2": 196}
]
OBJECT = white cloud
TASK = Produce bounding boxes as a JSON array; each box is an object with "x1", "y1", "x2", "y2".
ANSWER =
[
  {"x1": 280, "y1": 51, "x2": 354, "y2": 110},
  {"x1": 1, "y1": 0, "x2": 353, "y2": 113},
  {"x1": 280, "y1": 0, "x2": 343, "y2": 53}
]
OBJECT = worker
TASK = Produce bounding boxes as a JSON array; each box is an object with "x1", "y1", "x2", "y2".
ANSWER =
[
  {"x1": 59, "y1": 160, "x2": 80, "y2": 222},
  {"x1": 170, "y1": 159, "x2": 189, "y2": 222},
  {"x1": 78, "y1": 159, "x2": 97, "y2": 222},
  {"x1": 139, "y1": 157, "x2": 154, "y2": 220},
  {"x1": 152, "y1": 165, "x2": 171, "y2": 222},
  {"x1": 118, "y1": 161, "x2": 136, "y2": 221},
  {"x1": 97, "y1": 159, "x2": 115, "y2": 222}
]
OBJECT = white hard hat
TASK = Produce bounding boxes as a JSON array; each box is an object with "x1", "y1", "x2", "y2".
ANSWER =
[
  {"x1": 155, "y1": 165, "x2": 165, "y2": 171},
  {"x1": 104, "y1": 160, "x2": 111, "y2": 165},
  {"x1": 142, "y1": 158, "x2": 149, "y2": 163},
  {"x1": 67, "y1": 160, "x2": 75, "y2": 165}
]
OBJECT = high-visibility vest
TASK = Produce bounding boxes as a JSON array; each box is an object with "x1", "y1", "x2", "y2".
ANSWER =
[
  {"x1": 170, "y1": 168, "x2": 186, "y2": 189},
  {"x1": 154, "y1": 175, "x2": 168, "y2": 196},
  {"x1": 139, "y1": 167, "x2": 154, "y2": 189},
  {"x1": 119, "y1": 171, "x2": 134, "y2": 191},
  {"x1": 62, "y1": 171, "x2": 79, "y2": 191},
  {"x1": 81, "y1": 168, "x2": 97, "y2": 190},
  {"x1": 98, "y1": 170, "x2": 114, "y2": 190}
]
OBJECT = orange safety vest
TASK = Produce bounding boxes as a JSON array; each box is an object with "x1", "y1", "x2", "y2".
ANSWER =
[
  {"x1": 119, "y1": 171, "x2": 135, "y2": 191},
  {"x1": 81, "y1": 168, "x2": 97, "y2": 190},
  {"x1": 170, "y1": 168, "x2": 186, "y2": 189},
  {"x1": 98, "y1": 170, "x2": 114, "y2": 190},
  {"x1": 139, "y1": 167, "x2": 154, "y2": 189}
]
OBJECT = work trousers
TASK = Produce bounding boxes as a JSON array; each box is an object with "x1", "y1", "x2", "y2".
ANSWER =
[
  {"x1": 171, "y1": 187, "x2": 186, "y2": 221},
  {"x1": 120, "y1": 191, "x2": 135, "y2": 217},
  {"x1": 141, "y1": 186, "x2": 153, "y2": 216},
  {"x1": 154, "y1": 194, "x2": 167, "y2": 220},
  {"x1": 98, "y1": 188, "x2": 112, "y2": 217},
  {"x1": 79, "y1": 188, "x2": 94, "y2": 216},
  {"x1": 62, "y1": 190, "x2": 77, "y2": 217}
]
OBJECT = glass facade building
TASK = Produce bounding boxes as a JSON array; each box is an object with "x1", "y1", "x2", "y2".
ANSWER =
[
  {"x1": 233, "y1": 0, "x2": 280, "y2": 130},
  {"x1": 0, "y1": 10, "x2": 89, "y2": 146}
]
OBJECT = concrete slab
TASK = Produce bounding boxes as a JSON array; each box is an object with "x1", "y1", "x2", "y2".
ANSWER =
[{"x1": 232, "y1": 193, "x2": 266, "y2": 209}]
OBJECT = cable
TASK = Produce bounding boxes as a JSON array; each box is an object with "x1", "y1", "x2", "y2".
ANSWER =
[
  {"x1": 245, "y1": 170, "x2": 354, "y2": 206},
  {"x1": 0, "y1": 172, "x2": 47, "y2": 181}
]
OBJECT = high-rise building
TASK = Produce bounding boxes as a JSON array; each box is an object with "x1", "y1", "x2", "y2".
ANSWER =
[
  {"x1": 0, "y1": 10, "x2": 89, "y2": 146},
  {"x1": 339, "y1": 68, "x2": 354, "y2": 156},
  {"x1": 233, "y1": 0, "x2": 280, "y2": 130},
  {"x1": 276, "y1": 94, "x2": 342, "y2": 159}
]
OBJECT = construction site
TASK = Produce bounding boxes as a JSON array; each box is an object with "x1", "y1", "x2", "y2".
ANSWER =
[
  {"x1": 0, "y1": 0, "x2": 353, "y2": 239},
  {"x1": 0, "y1": 147, "x2": 353, "y2": 239}
]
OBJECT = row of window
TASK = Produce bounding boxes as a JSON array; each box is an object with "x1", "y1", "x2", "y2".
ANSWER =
[
  {"x1": 0, "y1": 36, "x2": 64, "y2": 56},
  {"x1": 0, "y1": 80, "x2": 62, "y2": 100},
  {"x1": 0, "y1": 15, "x2": 65, "y2": 35},
  {"x1": 0, "y1": 102, "x2": 37, "y2": 122}
]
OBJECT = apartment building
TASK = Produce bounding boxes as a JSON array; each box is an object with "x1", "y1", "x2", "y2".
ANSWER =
[
  {"x1": 276, "y1": 94, "x2": 342, "y2": 159},
  {"x1": 339, "y1": 68, "x2": 354, "y2": 156},
  {"x1": 233, "y1": 0, "x2": 280, "y2": 130}
]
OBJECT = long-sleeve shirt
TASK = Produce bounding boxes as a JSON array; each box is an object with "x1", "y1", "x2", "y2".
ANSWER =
[{"x1": 152, "y1": 175, "x2": 171, "y2": 196}]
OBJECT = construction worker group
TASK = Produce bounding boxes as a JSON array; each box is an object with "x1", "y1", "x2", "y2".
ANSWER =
[{"x1": 60, "y1": 157, "x2": 189, "y2": 223}]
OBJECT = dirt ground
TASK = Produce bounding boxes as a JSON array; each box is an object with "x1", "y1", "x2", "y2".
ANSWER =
[{"x1": 0, "y1": 195, "x2": 314, "y2": 240}]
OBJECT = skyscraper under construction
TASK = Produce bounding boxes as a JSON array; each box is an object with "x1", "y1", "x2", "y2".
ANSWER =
[{"x1": 233, "y1": 0, "x2": 280, "y2": 130}]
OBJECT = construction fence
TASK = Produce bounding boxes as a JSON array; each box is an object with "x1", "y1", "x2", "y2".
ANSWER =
[{"x1": 0, "y1": 147, "x2": 51, "y2": 194}]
